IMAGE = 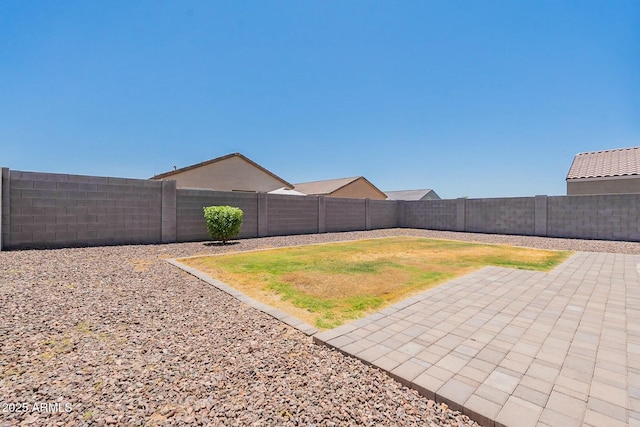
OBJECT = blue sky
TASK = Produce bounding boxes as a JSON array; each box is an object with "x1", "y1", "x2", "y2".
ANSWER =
[{"x1": 1, "y1": 1, "x2": 638, "y2": 198}]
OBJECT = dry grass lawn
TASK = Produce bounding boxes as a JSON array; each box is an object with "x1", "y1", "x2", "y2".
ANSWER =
[{"x1": 179, "y1": 237, "x2": 571, "y2": 329}]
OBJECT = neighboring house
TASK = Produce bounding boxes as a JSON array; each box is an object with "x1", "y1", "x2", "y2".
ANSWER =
[
  {"x1": 150, "y1": 152, "x2": 293, "y2": 192},
  {"x1": 384, "y1": 189, "x2": 441, "y2": 201},
  {"x1": 268, "y1": 187, "x2": 307, "y2": 196},
  {"x1": 293, "y1": 176, "x2": 387, "y2": 200},
  {"x1": 567, "y1": 146, "x2": 640, "y2": 195}
]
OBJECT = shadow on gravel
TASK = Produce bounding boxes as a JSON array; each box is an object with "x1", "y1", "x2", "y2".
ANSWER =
[{"x1": 203, "y1": 241, "x2": 241, "y2": 247}]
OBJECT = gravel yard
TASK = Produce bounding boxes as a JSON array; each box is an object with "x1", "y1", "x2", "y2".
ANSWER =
[{"x1": 2, "y1": 228, "x2": 639, "y2": 426}]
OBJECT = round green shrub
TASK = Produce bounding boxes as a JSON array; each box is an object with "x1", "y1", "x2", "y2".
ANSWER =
[{"x1": 203, "y1": 205, "x2": 243, "y2": 244}]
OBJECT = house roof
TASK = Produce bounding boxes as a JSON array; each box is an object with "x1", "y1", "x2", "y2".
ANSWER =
[
  {"x1": 294, "y1": 176, "x2": 388, "y2": 199},
  {"x1": 384, "y1": 189, "x2": 440, "y2": 200},
  {"x1": 293, "y1": 176, "x2": 363, "y2": 195},
  {"x1": 567, "y1": 147, "x2": 640, "y2": 180},
  {"x1": 150, "y1": 152, "x2": 293, "y2": 188},
  {"x1": 268, "y1": 187, "x2": 307, "y2": 196}
]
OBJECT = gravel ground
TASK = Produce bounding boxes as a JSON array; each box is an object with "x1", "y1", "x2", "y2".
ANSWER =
[{"x1": 2, "y1": 228, "x2": 639, "y2": 427}]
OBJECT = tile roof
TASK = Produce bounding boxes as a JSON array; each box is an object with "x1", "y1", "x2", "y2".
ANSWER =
[
  {"x1": 293, "y1": 176, "x2": 362, "y2": 195},
  {"x1": 567, "y1": 146, "x2": 640, "y2": 179},
  {"x1": 150, "y1": 152, "x2": 293, "y2": 188},
  {"x1": 384, "y1": 189, "x2": 441, "y2": 200}
]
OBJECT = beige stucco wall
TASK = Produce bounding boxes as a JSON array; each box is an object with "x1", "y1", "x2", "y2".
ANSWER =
[
  {"x1": 330, "y1": 178, "x2": 387, "y2": 200},
  {"x1": 155, "y1": 156, "x2": 287, "y2": 192},
  {"x1": 567, "y1": 176, "x2": 640, "y2": 195}
]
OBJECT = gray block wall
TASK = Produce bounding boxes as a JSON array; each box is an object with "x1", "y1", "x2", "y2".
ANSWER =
[
  {"x1": 1, "y1": 168, "x2": 9, "y2": 249},
  {"x1": 266, "y1": 194, "x2": 319, "y2": 236},
  {"x1": 5, "y1": 170, "x2": 162, "y2": 249},
  {"x1": 404, "y1": 199, "x2": 457, "y2": 230},
  {"x1": 325, "y1": 198, "x2": 366, "y2": 232},
  {"x1": 465, "y1": 197, "x2": 536, "y2": 235},
  {"x1": 370, "y1": 199, "x2": 398, "y2": 229},
  {"x1": 176, "y1": 189, "x2": 259, "y2": 242},
  {"x1": 534, "y1": 195, "x2": 548, "y2": 236},
  {"x1": 4, "y1": 166, "x2": 640, "y2": 250},
  {"x1": 161, "y1": 181, "x2": 177, "y2": 243},
  {"x1": 403, "y1": 200, "x2": 427, "y2": 229},
  {"x1": 547, "y1": 194, "x2": 640, "y2": 241}
]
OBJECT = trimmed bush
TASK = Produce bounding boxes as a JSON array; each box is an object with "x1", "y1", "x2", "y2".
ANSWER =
[{"x1": 203, "y1": 206, "x2": 244, "y2": 244}]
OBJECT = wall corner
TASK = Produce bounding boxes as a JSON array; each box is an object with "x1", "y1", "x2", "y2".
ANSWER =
[{"x1": 396, "y1": 200, "x2": 405, "y2": 228}]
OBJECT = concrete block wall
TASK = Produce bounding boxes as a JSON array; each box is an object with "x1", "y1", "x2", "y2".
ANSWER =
[
  {"x1": 464, "y1": 197, "x2": 536, "y2": 235},
  {"x1": 325, "y1": 198, "x2": 366, "y2": 232},
  {"x1": 1, "y1": 168, "x2": 9, "y2": 249},
  {"x1": 266, "y1": 194, "x2": 319, "y2": 236},
  {"x1": 4, "y1": 167, "x2": 640, "y2": 249},
  {"x1": 1, "y1": 168, "x2": 402, "y2": 249},
  {"x1": 161, "y1": 181, "x2": 177, "y2": 243},
  {"x1": 5, "y1": 170, "x2": 162, "y2": 249},
  {"x1": 547, "y1": 194, "x2": 640, "y2": 241},
  {"x1": 401, "y1": 200, "x2": 426, "y2": 228},
  {"x1": 404, "y1": 199, "x2": 457, "y2": 230},
  {"x1": 534, "y1": 195, "x2": 548, "y2": 236},
  {"x1": 176, "y1": 189, "x2": 259, "y2": 242},
  {"x1": 370, "y1": 199, "x2": 398, "y2": 229}
]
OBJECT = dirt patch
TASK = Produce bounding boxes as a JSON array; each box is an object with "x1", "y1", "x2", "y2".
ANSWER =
[{"x1": 281, "y1": 269, "x2": 413, "y2": 299}]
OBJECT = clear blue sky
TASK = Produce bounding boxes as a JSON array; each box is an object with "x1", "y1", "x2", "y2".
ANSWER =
[{"x1": 1, "y1": 1, "x2": 638, "y2": 198}]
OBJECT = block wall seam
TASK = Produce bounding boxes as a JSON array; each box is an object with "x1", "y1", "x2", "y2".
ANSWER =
[{"x1": 397, "y1": 201, "x2": 405, "y2": 228}]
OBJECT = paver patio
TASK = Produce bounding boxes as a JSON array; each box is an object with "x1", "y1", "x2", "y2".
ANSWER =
[{"x1": 314, "y1": 252, "x2": 640, "y2": 427}]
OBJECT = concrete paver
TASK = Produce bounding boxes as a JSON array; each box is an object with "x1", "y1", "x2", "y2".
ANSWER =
[{"x1": 313, "y1": 252, "x2": 640, "y2": 426}]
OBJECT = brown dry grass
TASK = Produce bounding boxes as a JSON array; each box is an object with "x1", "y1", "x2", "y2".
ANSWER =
[{"x1": 180, "y1": 237, "x2": 571, "y2": 329}]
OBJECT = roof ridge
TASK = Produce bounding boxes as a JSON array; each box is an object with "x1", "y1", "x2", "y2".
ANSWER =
[
  {"x1": 150, "y1": 152, "x2": 293, "y2": 188},
  {"x1": 576, "y1": 146, "x2": 640, "y2": 156}
]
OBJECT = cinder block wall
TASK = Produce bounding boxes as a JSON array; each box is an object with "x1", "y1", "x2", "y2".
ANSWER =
[
  {"x1": 547, "y1": 194, "x2": 640, "y2": 241},
  {"x1": 5, "y1": 170, "x2": 162, "y2": 249},
  {"x1": 176, "y1": 189, "x2": 259, "y2": 242},
  {"x1": 405, "y1": 200, "x2": 457, "y2": 230},
  {"x1": 325, "y1": 198, "x2": 366, "y2": 232},
  {"x1": 266, "y1": 194, "x2": 319, "y2": 236},
  {"x1": 370, "y1": 199, "x2": 398, "y2": 229},
  {"x1": 465, "y1": 197, "x2": 536, "y2": 235},
  {"x1": 4, "y1": 167, "x2": 640, "y2": 250},
  {"x1": 1, "y1": 168, "x2": 9, "y2": 248}
]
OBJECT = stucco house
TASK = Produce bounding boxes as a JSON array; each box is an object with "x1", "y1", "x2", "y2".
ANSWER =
[
  {"x1": 567, "y1": 146, "x2": 640, "y2": 195},
  {"x1": 293, "y1": 176, "x2": 387, "y2": 200},
  {"x1": 150, "y1": 153, "x2": 293, "y2": 192},
  {"x1": 384, "y1": 189, "x2": 441, "y2": 201}
]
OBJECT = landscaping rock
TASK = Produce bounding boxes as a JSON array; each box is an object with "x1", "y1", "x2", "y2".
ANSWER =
[{"x1": 1, "y1": 229, "x2": 637, "y2": 426}]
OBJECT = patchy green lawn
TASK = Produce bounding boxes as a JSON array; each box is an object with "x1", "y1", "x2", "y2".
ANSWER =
[{"x1": 180, "y1": 237, "x2": 571, "y2": 329}]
